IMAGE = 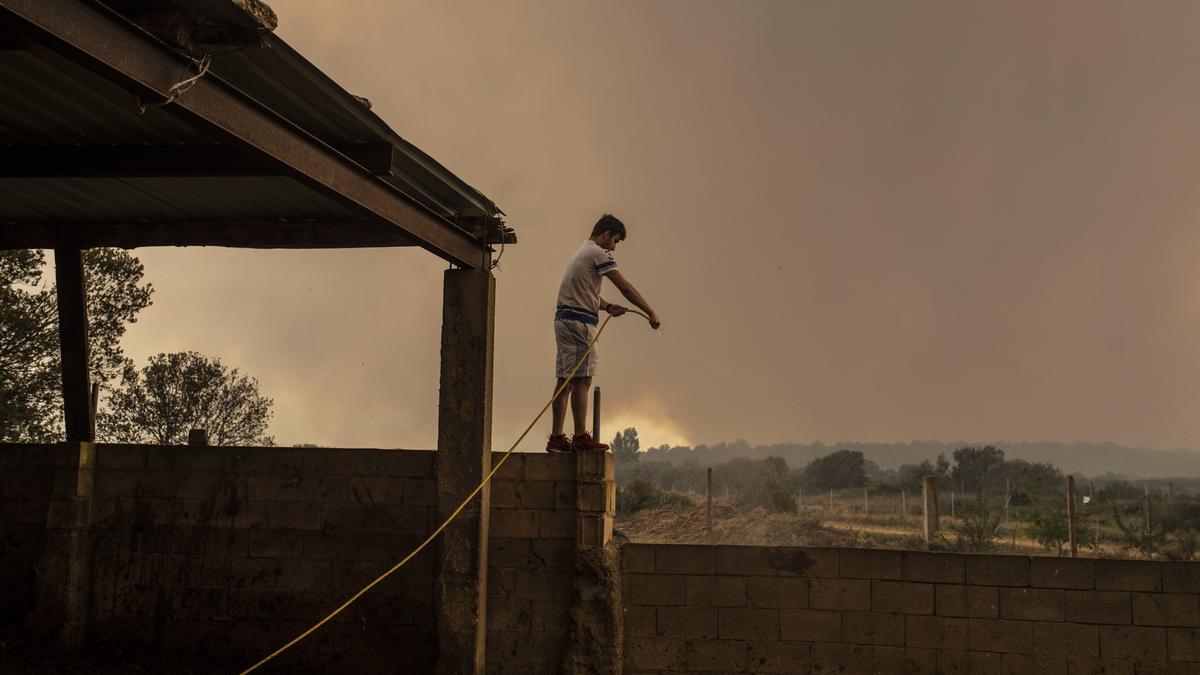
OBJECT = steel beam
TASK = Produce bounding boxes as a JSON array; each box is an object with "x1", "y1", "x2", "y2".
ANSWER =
[
  {"x1": 0, "y1": 219, "x2": 419, "y2": 249},
  {"x1": 0, "y1": 0, "x2": 487, "y2": 268}
]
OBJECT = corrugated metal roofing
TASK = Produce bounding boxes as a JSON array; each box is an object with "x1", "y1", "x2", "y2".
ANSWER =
[{"x1": 0, "y1": 0, "x2": 509, "y2": 245}]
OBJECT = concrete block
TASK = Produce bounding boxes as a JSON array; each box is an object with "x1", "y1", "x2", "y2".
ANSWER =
[
  {"x1": 1000, "y1": 587, "x2": 1065, "y2": 621},
  {"x1": 320, "y1": 504, "x2": 373, "y2": 532},
  {"x1": 401, "y1": 477, "x2": 437, "y2": 506},
  {"x1": 94, "y1": 471, "x2": 140, "y2": 497},
  {"x1": 686, "y1": 575, "x2": 747, "y2": 607},
  {"x1": 1029, "y1": 557, "x2": 1094, "y2": 590},
  {"x1": 487, "y1": 567, "x2": 516, "y2": 599},
  {"x1": 302, "y1": 530, "x2": 362, "y2": 561},
  {"x1": 525, "y1": 454, "x2": 574, "y2": 481},
  {"x1": 515, "y1": 568, "x2": 570, "y2": 601},
  {"x1": 966, "y1": 555, "x2": 1030, "y2": 587},
  {"x1": 224, "y1": 447, "x2": 274, "y2": 474},
  {"x1": 488, "y1": 453, "x2": 522, "y2": 481},
  {"x1": 378, "y1": 450, "x2": 435, "y2": 477},
  {"x1": 842, "y1": 611, "x2": 905, "y2": 647},
  {"x1": 904, "y1": 614, "x2": 967, "y2": 650},
  {"x1": 1094, "y1": 559, "x2": 1162, "y2": 592},
  {"x1": 1164, "y1": 563, "x2": 1200, "y2": 595},
  {"x1": 718, "y1": 607, "x2": 779, "y2": 640},
  {"x1": 1032, "y1": 621, "x2": 1098, "y2": 658},
  {"x1": 686, "y1": 638, "x2": 749, "y2": 672},
  {"x1": 717, "y1": 545, "x2": 834, "y2": 577},
  {"x1": 324, "y1": 449, "x2": 379, "y2": 476},
  {"x1": 490, "y1": 509, "x2": 539, "y2": 538},
  {"x1": 627, "y1": 573, "x2": 687, "y2": 606},
  {"x1": 260, "y1": 501, "x2": 317, "y2": 531},
  {"x1": 747, "y1": 576, "x2": 808, "y2": 609},
  {"x1": 1065, "y1": 590, "x2": 1131, "y2": 625},
  {"x1": 936, "y1": 584, "x2": 999, "y2": 618},
  {"x1": 872, "y1": 645, "x2": 937, "y2": 673},
  {"x1": 968, "y1": 618, "x2": 1034, "y2": 654},
  {"x1": 576, "y1": 513, "x2": 606, "y2": 548},
  {"x1": 148, "y1": 446, "x2": 224, "y2": 473},
  {"x1": 936, "y1": 650, "x2": 970, "y2": 675},
  {"x1": 350, "y1": 477, "x2": 404, "y2": 505},
  {"x1": 626, "y1": 637, "x2": 685, "y2": 670},
  {"x1": 1134, "y1": 593, "x2": 1200, "y2": 627},
  {"x1": 747, "y1": 640, "x2": 810, "y2": 674},
  {"x1": 249, "y1": 528, "x2": 305, "y2": 558},
  {"x1": 488, "y1": 537, "x2": 529, "y2": 568},
  {"x1": 531, "y1": 538, "x2": 574, "y2": 569},
  {"x1": 656, "y1": 544, "x2": 716, "y2": 575},
  {"x1": 839, "y1": 548, "x2": 902, "y2": 580},
  {"x1": 872, "y1": 581, "x2": 934, "y2": 615},
  {"x1": 810, "y1": 642, "x2": 871, "y2": 673},
  {"x1": 1000, "y1": 654, "x2": 1067, "y2": 674},
  {"x1": 657, "y1": 606, "x2": 718, "y2": 638},
  {"x1": 903, "y1": 551, "x2": 964, "y2": 584},
  {"x1": 576, "y1": 482, "x2": 607, "y2": 513},
  {"x1": 1168, "y1": 627, "x2": 1200, "y2": 662},
  {"x1": 554, "y1": 481, "x2": 574, "y2": 510},
  {"x1": 1064, "y1": 656, "x2": 1142, "y2": 675},
  {"x1": 573, "y1": 450, "x2": 607, "y2": 479},
  {"x1": 810, "y1": 578, "x2": 871, "y2": 611},
  {"x1": 539, "y1": 509, "x2": 576, "y2": 538},
  {"x1": 780, "y1": 608, "x2": 842, "y2": 642},
  {"x1": 373, "y1": 505, "x2": 429, "y2": 535},
  {"x1": 1099, "y1": 625, "x2": 1167, "y2": 660},
  {"x1": 96, "y1": 445, "x2": 146, "y2": 470},
  {"x1": 487, "y1": 597, "x2": 533, "y2": 632},
  {"x1": 624, "y1": 544, "x2": 656, "y2": 573},
  {"x1": 273, "y1": 448, "x2": 323, "y2": 475},
  {"x1": 624, "y1": 606, "x2": 656, "y2": 638}
]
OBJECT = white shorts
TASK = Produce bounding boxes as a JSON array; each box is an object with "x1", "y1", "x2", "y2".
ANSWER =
[{"x1": 555, "y1": 319, "x2": 598, "y2": 379}]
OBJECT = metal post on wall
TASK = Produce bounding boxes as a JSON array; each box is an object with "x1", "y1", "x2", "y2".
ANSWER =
[
  {"x1": 592, "y1": 386, "x2": 601, "y2": 441},
  {"x1": 1067, "y1": 476, "x2": 1078, "y2": 558},
  {"x1": 706, "y1": 467, "x2": 713, "y2": 541},
  {"x1": 922, "y1": 475, "x2": 939, "y2": 549}
]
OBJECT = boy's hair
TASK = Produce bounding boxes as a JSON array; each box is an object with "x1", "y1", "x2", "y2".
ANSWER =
[{"x1": 591, "y1": 214, "x2": 626, "y2": 240}]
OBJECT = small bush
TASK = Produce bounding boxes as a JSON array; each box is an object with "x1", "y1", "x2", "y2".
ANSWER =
[
  {"x1": 952, "y1": 492, "x2": 1002, "y2": 553},
  {"x1": 617, "y1": 479, "x2": 694, "y2": 514}
]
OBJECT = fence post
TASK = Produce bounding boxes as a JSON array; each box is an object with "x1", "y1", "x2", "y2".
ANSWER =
[
  {"x1": 1004, "y1": 478, "x2": 1011, "y2": 524},
  {"x1": 706, "y1": 467, "x2": 713, "y2": 541},
  {"x1": 1067, "y1": 476, "x2": 1078, "y2": 558},
  {"x1": 592, "y1": 386, "x2": 601, "y2": 441},
  {"x1": 922, "y1": 475, "x2": 938, "y2": 549},
  {"x1": 1145, "y1": 482, "x2": 1151, "y2": 534},
  {"x1": 950, "y1": 491, "x2": 955, "y2": 518},
  {"x1": 864, "y1": 488, "x2": 869, "y2": 516}
]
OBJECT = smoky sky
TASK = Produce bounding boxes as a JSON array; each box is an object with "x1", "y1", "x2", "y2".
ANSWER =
[{"x1": 120, "y1": 1, "x2": 1200, "y2": 453}]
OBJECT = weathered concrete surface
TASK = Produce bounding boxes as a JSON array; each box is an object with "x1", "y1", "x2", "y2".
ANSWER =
[{"x1": 435, "y1": 268, "x2": 496, "y2": 675}]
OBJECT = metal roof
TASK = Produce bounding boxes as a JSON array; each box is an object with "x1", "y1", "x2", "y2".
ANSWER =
[{"x1": 0, "y1": 0, "x2": 512, "y2": 262}]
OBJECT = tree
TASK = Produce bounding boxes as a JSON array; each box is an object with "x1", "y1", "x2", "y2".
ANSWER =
[
  {"x1": 611, "y1": 427, "x2": 640, "y2": 463},
  {"x1": 951, "y1": 446, "x2": 1005, "y2": 492},
  {"x1": 0, "y1": 249, "x2": 153, "y2": 442},
  {"x1": 101, "y1": 352, "x2": 274, "y2": 446},
  {"x1": 801, "y1": 449, "x2": 867, "y2": 490}
]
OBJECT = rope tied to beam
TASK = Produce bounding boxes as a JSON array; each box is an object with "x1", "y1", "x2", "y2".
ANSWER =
[{"x1": 131, "y1": 53, "x2": 212, "y2": 115}]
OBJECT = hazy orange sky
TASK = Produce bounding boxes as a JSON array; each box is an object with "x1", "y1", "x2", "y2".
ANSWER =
[{"x1": 120, "y1": 1, "x2": 1200, "y2": 453}]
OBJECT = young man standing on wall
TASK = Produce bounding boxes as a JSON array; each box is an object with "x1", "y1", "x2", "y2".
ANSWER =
[{"x1": 548, "y1": 214, "x2": 661, "y2": 453}]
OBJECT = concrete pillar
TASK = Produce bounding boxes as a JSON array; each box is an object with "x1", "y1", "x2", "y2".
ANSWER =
[
  {"x1": 28, "y1": 442, "x2": 95, "y2": 648},
  {"x1": 435, "y1": 269, "x2": 495, "y2": 675}
]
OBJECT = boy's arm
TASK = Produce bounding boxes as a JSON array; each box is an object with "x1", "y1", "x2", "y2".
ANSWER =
[{"x1": 604, "y1": 270, "x2": 660, "y2": 329}]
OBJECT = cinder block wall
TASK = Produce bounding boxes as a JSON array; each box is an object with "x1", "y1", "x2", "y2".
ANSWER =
[
  {"x1": 0, "y1": 444, "x2": 54, "y2": 624},
  {"x1": 486, "y1": 452, "x2": 578, "y2": 674},
  {"x1": 1, "y1": 444, "x2": 593, "y2": 673},
  {"x1": 87, "y1": 444, "x2": 439, "y2": 671},
  {"x1": 622, "y1": 543, "x2": 1200, "y2": 673}
]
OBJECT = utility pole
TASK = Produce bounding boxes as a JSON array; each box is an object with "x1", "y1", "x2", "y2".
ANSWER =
[{"x1": 706, "y1": 467, "x2": 713, "y2": 541}]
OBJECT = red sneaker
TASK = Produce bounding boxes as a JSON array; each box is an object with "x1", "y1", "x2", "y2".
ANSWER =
[
  {"x1": 546, "y1": 434, "x2": 572, "y2": 453},
  {"x1": 571, "y1": 432, "x2": 609, "y2": 452}
]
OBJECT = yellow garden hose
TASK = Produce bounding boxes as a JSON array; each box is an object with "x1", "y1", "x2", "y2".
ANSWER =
[{"x1": 240, "y1": 309, "x2": 650, "y2": 674}]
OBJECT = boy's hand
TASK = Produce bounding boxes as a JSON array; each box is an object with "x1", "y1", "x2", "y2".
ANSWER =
[
  {"x1": 606, "y1": 304, "x2": 628, "y2": 317},
  {"x1": 649, "y1": 312, "x2": 661, "y2": 330}
]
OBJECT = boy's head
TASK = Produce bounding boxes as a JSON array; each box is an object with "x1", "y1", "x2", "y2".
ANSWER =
[{"x1": 590, "y1": 214, "x2": 626, "y2": 251}]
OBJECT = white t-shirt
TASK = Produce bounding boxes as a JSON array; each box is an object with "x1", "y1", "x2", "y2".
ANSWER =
[{"x1": 555, "y1": 240, "x2": 617, "y2": 323}]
